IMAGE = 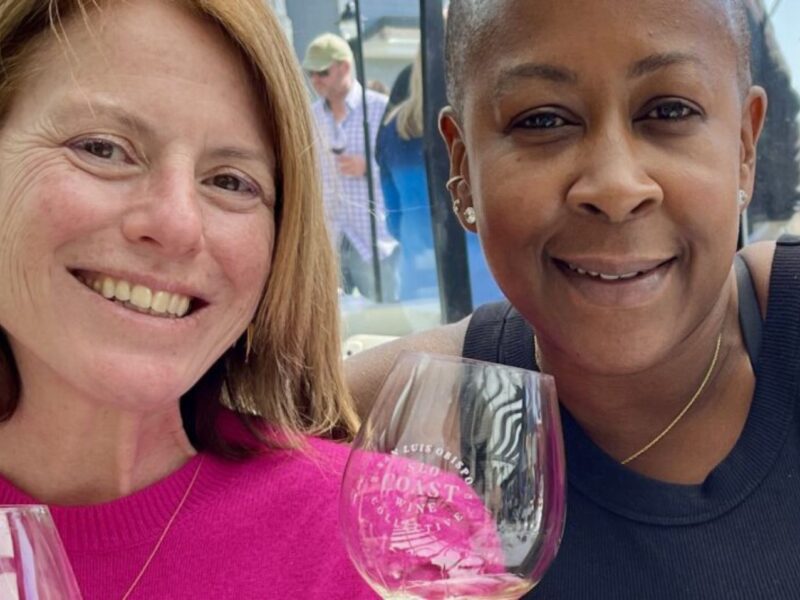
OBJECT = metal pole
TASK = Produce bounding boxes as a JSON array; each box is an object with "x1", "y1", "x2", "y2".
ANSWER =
[
  {"x1": 352, "y1": 1, "x2": 384, "y2": 302},
  {"x1": 421, "y1": 0, "x2": 473, "y2": 322}
]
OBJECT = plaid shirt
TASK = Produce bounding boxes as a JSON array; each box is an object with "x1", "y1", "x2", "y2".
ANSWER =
[{"x1": 311, "y1": 82, "x2": 398, "y2": 260}]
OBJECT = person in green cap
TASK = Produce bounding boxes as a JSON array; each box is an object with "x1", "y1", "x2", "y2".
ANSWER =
[{"x1": 303, "y1": 33, "x2": 399, "y2": 302}]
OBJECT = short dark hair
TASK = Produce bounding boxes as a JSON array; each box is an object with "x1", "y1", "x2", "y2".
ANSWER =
[{"x1": 445, "y1": 0, "x2": 752, "y2": 113}]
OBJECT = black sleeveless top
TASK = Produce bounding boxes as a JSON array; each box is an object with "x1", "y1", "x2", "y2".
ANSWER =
[{"x1": 463, "y1": 238, "x2": 800, "y2": 599}]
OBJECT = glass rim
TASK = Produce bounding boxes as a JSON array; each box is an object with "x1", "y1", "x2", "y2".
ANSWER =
[{"x1": 395, "y1": 349, "x2": 554, "y2": 382}]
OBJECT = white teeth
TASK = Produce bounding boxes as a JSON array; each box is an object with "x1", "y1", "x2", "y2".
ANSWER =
[
  {"x1": 101, "y1": 277, "x2": 115, "y2": 299},
  {"x1": 566, "y1": 262, "x2": 642, "y2": 281},
  {"x1": 130, "y1": 285, "x2": 152, "y2": 310},
  {"x1": 115, "y1": 280, "x2": 131, "y2": 302},
  {"x1": 81, "y1": 274, "x2": 193, "y2": 318},
  {"x1": 151, "y1": 291, "x2": 170, "y2": 314}
]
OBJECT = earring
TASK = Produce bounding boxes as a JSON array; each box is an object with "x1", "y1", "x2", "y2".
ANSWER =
[
  {"x1": 446, "y1": 176, "x2": 464, "y2": 194},
  {"x1": 452, "y1": 198, "x2": 461, "y2": 214},
  {"x1": 245, "y1": 323, "x2": 255, "y2": 363},
  {"x1": 738, "y1": 189, "x2": 748, "y2": 209},
  {"x1": 463, "y1": 206, "x2": 477, "y2": 225}
]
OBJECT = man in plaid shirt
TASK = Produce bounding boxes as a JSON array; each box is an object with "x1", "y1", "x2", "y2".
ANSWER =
[{"x1": 304, "y1": 33, "x2": 399, "y2": 301}]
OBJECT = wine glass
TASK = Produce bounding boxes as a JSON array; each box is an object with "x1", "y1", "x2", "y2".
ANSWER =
[
  {"x1": 0, "y1": 506, "x2": 82, "y2": 599},
  {"x1": 340, "y1": 351, "x2": 566, "y2": 599}
]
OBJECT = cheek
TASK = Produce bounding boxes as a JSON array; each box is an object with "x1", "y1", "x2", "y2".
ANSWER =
[
  {"x1": 473, "y1": 151, "x2": 562, "y2": 251},
  {"x1": 211, "y1": 209, "x2": 275, "y2": 303},
  {"x1": 0, "y1": 170, "x2": 107, "y2": 307}
]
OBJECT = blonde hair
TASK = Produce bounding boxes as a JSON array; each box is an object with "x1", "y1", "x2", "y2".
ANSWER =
[
  {"x1": 0, "y1": 0, "x2": 360, "y2": 455},
  {"x1": 386, "y1": 49, "x2": 424, "y2": 141}
]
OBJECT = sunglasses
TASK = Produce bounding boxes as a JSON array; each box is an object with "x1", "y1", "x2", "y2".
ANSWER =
[{"x1": 307, "y1": 68, "x2": 331, "y2": 78}]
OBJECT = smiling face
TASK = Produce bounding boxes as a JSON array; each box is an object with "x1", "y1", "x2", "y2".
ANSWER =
[
  {"x1": 442, "y1": 0, "x2": 765, "y2": 373},
  {"x1": 0, "y1": 0, "x2": 276, "y2": 408}
]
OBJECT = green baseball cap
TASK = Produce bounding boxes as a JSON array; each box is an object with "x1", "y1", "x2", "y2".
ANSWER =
[{"x1": 302, "y1": 33, "x2": 353, "y2": 72}]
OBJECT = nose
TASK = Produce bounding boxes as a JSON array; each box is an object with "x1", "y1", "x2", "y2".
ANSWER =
[
  {"x1": 565, "y1": 127, "x2": 663, "y2": 223},
  {"x1": 121, "y1": 166, "x2": 204, "y2": 257}
]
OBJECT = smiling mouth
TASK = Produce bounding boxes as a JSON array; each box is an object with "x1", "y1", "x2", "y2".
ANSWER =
[
  {"x1": 72, "y1": 271, "x2": 203, "y2": 318},
  {"x1": 555, "y1": 258, "x2": 676, "y2": 282}
]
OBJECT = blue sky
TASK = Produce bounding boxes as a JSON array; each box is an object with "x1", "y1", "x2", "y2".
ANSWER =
[{"x1": 771, "y1": 1, "x2": 800, "y2": 92}]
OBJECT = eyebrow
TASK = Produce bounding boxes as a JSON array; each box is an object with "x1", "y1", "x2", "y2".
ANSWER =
[
  {"x1": 50, "y1": 97, "x2": 273, "y2": 167},
  {"x1": 49, "y1": 97, "x2": 156, "y2": 138},
  {"x1": 494, "y1": 51, "x2": 708, "y2": 99},
  {"x1": 495, "y1": 62, "x2": 579, "y2": 96},
  {"x1": 206, "y1": 146, "x2": 273, "y2": 168},
  {"x1": 627, "y1": 52, "x2": 708, "y2": 79}
]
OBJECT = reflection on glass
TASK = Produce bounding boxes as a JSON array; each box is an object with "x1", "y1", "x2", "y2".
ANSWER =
[{"x1": 340, "y1": 352, "x2": 566, "y2": 598}]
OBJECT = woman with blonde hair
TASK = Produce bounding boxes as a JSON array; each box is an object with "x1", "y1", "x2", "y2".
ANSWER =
[
  {"x1": 0, "y1": 0, "x2": 373, "y2": 597},
  {"x1": 376, "y1": 49, "x2": 501, "y2": 303}
]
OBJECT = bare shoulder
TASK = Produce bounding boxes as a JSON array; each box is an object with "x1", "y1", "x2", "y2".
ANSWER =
[
  {"x1": 739, "y1": 241, "x2": 775, "y2": 318},
  {"x1": 344, "y1": 317, "x2": 471, "y2": 419}
]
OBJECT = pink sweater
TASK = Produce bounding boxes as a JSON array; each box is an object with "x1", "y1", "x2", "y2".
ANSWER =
[{"x1": 0, "y1": 419, "x2": 378, "y2": 599}]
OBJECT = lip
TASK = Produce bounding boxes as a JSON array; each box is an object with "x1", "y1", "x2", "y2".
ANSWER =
[
  {"x1": 67, "y1": 267, "x2": 210, "y2": 322},
  {"x1": 553, "y1": 256, "x2": 673, "y2": 276},
  {"x1": 552, "y1": 256, "x2": 677, "y2": 308},
  {"x1": 69, "y1": 272, "x2": 208, "y2": 329},
  {"x1": 68, "y1": 267, "x2": 208, "y2": 303}
]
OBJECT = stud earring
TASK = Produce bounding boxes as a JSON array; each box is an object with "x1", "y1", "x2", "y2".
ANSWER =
[
  {"x1": 738, "y1": 189, "x2": 748, "y2": 209},
  {"x1": 452, "y1": 198, "x2": 461, "y2": 214},
  {"x1": 463, "y1": 206, "x2": 477, "y2": 225}
]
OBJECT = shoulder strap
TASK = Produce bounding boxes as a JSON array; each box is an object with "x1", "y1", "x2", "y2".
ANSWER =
[
  {"x1": 462, "y1": 301, "x2": 513, "y2": 363},
  {"x1": 462, "y1": 301, "x2": 535, "y2": 370},
  {"x1": 735, "y1": 253, "x2": 763, "y2": 368}
]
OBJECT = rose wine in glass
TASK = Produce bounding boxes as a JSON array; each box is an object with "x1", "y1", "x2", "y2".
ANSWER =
[{"x1": 340, "y1": 352, "x2": 566, "y2": 599}]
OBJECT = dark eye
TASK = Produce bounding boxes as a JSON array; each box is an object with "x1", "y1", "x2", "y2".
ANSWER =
[
  {"x1": 515, "y1": 112, "x2": 568, "y2": 129},
  {"x1": 645, "y1": 101, "x2": 698, "y2": 121},
  {"x1": 204, "y1": 173, "x2": 258, "y2": 195},
  {"x1": 71, "y1": 138, "x2": 131, "y2": 163}
]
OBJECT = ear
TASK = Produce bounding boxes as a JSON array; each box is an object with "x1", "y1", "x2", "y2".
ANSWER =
[
  {"x1": 439, "y1": 106, "x2": 477, "y2": 232},
  {"x1": 739, "y1": 85, "x2": 768, "y2": 202}
]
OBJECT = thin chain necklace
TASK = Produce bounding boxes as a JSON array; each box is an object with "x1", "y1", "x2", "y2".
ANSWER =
[
  {"x1": 534, "y1": 333, "x2": 723, "y2": 465},
  {"x1": 121, "y1": 455, "x2": 204, "y2": 600}
]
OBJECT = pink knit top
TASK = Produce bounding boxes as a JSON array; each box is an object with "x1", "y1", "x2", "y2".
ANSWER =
[{"x1": 0, "y1": 412, "x2": 378, "y2": 599}]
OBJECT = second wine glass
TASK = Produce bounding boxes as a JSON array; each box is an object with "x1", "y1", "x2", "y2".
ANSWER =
[{"x1": 340, "y1": 351, "x2": 566, "y2": 600}]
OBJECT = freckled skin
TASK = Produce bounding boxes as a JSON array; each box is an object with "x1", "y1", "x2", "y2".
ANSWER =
[{"x1": 0, "y1": 0, "x2": 276, "y2": 410}]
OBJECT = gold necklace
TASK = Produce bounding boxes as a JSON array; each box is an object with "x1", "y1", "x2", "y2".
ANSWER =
[
  {"x1": 534, "y1": 333, "x2": 723, "y2": 465},
  {"x1": 121, "y1": 455, "x2": 204, "y2": 600}
]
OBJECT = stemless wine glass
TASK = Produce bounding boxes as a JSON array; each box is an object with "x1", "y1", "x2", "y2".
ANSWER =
[
  {"x1": 340, "y1": 351, "x2": 566, "y2": 600},
  {"x1": 0, "y1": 506, "x2": 82, "y2": 599}
]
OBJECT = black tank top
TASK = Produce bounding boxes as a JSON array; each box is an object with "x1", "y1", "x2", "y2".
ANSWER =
[{"x1": 463, "y1": 238, "x2": 800, "y2": 599}]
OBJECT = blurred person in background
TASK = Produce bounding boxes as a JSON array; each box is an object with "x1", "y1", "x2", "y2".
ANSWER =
[
  {"x1": 376, "y1": 50, "x2": 502, "y2": 304},
  {"x1": 304, "y1": 33, "x2": 399, "y2": 302}
]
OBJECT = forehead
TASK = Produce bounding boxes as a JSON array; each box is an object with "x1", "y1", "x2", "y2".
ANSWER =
[{"x1": 463, "y1": 0, "x2": 740, "y2": 104}]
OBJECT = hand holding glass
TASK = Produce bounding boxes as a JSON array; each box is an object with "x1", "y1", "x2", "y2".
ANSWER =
[{"x1": 340, "y1": 352, "x2": 566, "y2": 599}]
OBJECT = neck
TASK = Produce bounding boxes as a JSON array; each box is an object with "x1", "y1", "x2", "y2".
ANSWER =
[
  {"x1": 0, "y1": 364, "x2": 195, "y2": 505},
  {"x1": 538, "y1": 276, "x2": 754, "y2": 483}
]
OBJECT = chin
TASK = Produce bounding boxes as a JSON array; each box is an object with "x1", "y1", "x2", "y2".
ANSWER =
[{"x1": 78, "y1": 357, "x2": 209, "y2": 411}]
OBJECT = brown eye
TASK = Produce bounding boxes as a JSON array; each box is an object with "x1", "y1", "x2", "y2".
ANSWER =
[
  {"x1": 72, "y1": 138, "x2": 131, "y2": 162},
  {"x1": 515, "y1": 112, "x2": 567, "y2": 129},
  {"x1": 212, "y1": 174, "x2": 243, "y2": 191},
  {"x1": 203, "y1": 173, "x2": 259, "y2": 196},
  {"x1": 646, "y1": 101, "x2": 697, "y2": 121}
]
